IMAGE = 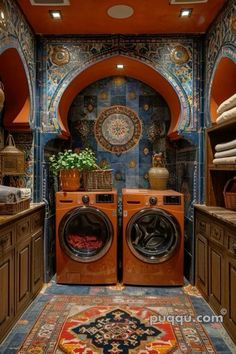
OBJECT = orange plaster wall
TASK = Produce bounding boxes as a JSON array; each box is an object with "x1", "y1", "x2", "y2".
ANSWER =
[
  {"x1": 0, "y1": 48, "x2": 30, "y2": 131},
  {"x1": 58, "y1": 56, "x2": 181, "y2": 138},
  {"x1": 210, "y1": 57, "x2": 236, "y2": 122}
]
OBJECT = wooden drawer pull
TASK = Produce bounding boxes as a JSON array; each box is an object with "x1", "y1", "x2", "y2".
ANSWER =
[
  {"x1": 199, "y1": 221, "x2": 206, "y2": 228},
  {"x1": 212, "y1": 229, "x2": 220, "y2": 240}
]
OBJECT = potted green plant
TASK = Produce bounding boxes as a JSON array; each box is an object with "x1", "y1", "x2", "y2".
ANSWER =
[
  {"x1": 49, "y1": 149, "x2": 82, "y2": 191},
  {"x1": 76, "y1": 148, "x2": 97, "y2": 171}
]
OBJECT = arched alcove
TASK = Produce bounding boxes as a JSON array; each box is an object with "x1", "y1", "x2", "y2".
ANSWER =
[
  {"x1": 57, "y1": 56, "x2": 182, "y2": 138},
  {"x1": 0, "y1": 48, "x2": 31, "y2": 131},
  {"x1": 210, "y1": 56, "x2": 236, "y2": 122}
]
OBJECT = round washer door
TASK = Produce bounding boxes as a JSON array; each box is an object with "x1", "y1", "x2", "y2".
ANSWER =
[
  {"x1": 59, "y1": 206, "x2": 113, "y2": 262},
  {"x1": 126, "y1": 208, "x2": 180, "y2": 263}
]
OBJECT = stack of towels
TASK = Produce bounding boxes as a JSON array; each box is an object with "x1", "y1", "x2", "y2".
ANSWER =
[
  {"x1": 213, "y1": 139, "x2": 236, "y2": 164},
  {"x1": 216, "y1": 93, "x2": 236, "y2": 124},
  {"x1": 0, "y1": 185, "x2": 30, "y2": 204}
]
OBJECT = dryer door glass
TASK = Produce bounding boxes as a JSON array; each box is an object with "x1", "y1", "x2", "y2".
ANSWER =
[
  {"x1": 59, "y1": 207, "x2": 113, "y2": 262},
  {"x1": 127, "y1": 209, "x2": 179, "y2": 263}
]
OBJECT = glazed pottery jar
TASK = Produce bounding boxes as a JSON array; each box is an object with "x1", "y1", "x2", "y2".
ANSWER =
[{"x1": 148, "y1": 153, "x2": 169, "y2": 190}]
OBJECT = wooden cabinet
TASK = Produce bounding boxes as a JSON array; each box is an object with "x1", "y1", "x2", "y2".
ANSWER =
[
  {"x1": 205, "y1": 119, "x2": 236, "y2": 208},
  {"x1": 195, "y1": 207, "x2": 236, "y2": 344},
  {"x1": 0, "y1": 204, "x2": 45, "y2": 343}
]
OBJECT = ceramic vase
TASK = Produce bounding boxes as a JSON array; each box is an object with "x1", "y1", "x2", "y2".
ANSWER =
[{"x1": 148, "y1": 155, "x2": 169, "y2": 190}]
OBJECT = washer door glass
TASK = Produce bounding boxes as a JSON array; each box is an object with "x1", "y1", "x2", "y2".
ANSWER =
[
  {"x1": 127, "y1": 209, "x2": 179, "y2": 263},
  {"x1": 59, "y1": 206, "x2": 113, "y2": 262}
]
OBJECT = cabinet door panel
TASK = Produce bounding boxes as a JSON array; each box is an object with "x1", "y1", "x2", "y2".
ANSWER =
[
  {"x1": 32, "y1": 231, "x2": 43, "y2": 295},
  {"x1": 16, "y1": 240, "x2": 31, "y2": 313},
  {"x1": 195, "y1": 233, "x2": 208, "y2": 297},
  {"x1": 209, "y1": 245, "x2": 224, "y2": 312},
  {"x1": 225, "y1": 256, "x2": 236, "y2": 343},
  {"x1": 0, "y1": 250, "x2": 14, "y2": 341}
]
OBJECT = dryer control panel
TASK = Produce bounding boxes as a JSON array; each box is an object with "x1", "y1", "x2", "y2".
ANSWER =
[{"x1": 163, "y1": 195, "x2": 181, "y2": 205}]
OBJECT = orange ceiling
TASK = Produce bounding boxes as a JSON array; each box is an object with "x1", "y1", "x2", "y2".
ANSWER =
[{"x1": 16, "y1": 0, "x2": 225, "y2": 35}]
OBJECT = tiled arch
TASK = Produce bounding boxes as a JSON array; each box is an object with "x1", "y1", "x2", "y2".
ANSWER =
[
  {"x1": 207, "y1": 46, "x2": 236, "y2": 125},
  {"x1": 46, "y1": 53, "x2": 191, "y2": 138}
]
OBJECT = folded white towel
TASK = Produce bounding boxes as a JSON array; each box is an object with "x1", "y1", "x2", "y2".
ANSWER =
[
  {"x1": 19, "y1": 188, "x2": 31, "y2": 199},
  {"x1": 215, "y1": 147, "x2": 236, "y2": 158},
  {"x1": 215, "y1": 139, "x2": 236, "y2": 152},
  {"x1": 213, "y1": 156, "x2": 236, "y2": 164},
  {"x1": 216, "y1": 106, "x2": 236, "y2": 124},
  {"x1": 217, "y1": 93, "x2": 236, "y2": 116}
]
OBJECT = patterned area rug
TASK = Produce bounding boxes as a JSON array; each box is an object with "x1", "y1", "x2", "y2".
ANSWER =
[{"x1": 17, "y1": 295, "x2": 216, "y2": 353}]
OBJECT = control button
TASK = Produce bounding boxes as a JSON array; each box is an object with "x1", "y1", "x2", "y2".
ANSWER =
[
  {"x1": 82, "y1": 195, "x2": 90, "y2": 204},
  {"x1": 149, "y1": 196, "x2": 157, "y2": 205}
]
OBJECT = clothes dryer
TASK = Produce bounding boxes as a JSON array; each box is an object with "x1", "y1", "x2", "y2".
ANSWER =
[
  {"x1": 56, "y1": 190, "x2": 117, "y2": 284},
  {"x1": 122, "y1": 189, "x2": 184, "y2": 285}
]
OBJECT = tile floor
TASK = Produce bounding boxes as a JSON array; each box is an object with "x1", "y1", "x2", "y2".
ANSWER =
[{"x1": 0, "y1": 281, "x2": 235, "y2": 353}]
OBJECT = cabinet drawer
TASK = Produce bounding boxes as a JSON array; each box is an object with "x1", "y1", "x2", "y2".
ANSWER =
[
  {"x1": 16, "y1": 217, "x2": 31, "y2": 242},
  {"x1": 0, "y1": 226, "x2": 15, "y2": 255},
  {"x1": 31, "y1": 210, "x2": 44, "y2": 234},
  {"x1": 227, "y1": 232, "x2": 236, "y2": 256},
  {"x1": 196, "y1": 215, "x2": 209, "y2": 236},
  {"x1": 210, "y1": 224, "x2": 224, "y2": 246}
]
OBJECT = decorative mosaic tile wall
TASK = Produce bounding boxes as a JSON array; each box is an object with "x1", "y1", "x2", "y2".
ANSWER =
[
  {"x1": 68, "y1": 76, "x2": 174, "y2": 192},
  {"x1": 38, "y1": 35, "x2": 203, "y2": 283}
]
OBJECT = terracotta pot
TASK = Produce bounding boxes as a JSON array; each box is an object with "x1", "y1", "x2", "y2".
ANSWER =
[
  {"x1": 148, "y1": 166, "x2": 169, "y2": 190},
  {"x1": 59, "y1": 169, "x2": 81, "y2": 191}
]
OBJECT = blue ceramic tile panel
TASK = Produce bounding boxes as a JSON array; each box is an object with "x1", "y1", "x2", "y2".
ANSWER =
[{"x1": 68, "y1": 76, "x2": 171, "y2": 192}]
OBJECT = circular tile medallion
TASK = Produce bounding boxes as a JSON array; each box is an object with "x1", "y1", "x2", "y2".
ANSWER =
[
  {"x1": 50, "y1": 46, "x2": 70, "y2": 66},
  {"x1": 170, "y1": 45, "x2": 189, "y2": 65},
  {"x1": 94, "y1": 105, "x2": 142, "y2": 153}
]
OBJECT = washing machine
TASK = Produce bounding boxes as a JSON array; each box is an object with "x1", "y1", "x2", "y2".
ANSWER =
[
  {"x1": 56, "y1": 190, "x2": 117, "y2": 284},
  {"x1": 122, "y1": 189, "x2": 184, "y2": 286}
]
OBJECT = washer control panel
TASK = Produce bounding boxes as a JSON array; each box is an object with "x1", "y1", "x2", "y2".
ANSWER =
[{"x1": 96, "y1": 194, "x2": 114, "y2": 203}]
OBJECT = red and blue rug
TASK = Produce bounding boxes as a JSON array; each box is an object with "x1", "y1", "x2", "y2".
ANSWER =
[{"x1": 17, "y1": 294, "x2": 216, "y2": 353}]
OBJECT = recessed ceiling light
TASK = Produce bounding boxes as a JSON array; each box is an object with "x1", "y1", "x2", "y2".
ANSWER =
[
  {"x1": 49, "y1": 10, "x2": 62, "y2": 19},
  {"x1": 107, "y1": 5, "x2": 134, "y2": 19},
  {"x1": 116, "y1": 64, "x2": 124, "y2": 69},
  {"x1": 180, "y1": 8, "x2": 192, "y2": 17}
]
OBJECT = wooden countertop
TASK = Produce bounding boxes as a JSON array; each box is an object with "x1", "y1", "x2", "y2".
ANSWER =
[
  {"x1": 194, "y1": 204, "x2": 236, "y2": 227},
  {"x1": 0, "y1": 203, "x2": 45, "y2": 227}
]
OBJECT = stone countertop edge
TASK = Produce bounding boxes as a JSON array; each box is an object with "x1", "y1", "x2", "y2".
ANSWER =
[
  {"x1": 194, "y1": 204, "x2": 236, "y2": 227},
  {"x1": 0, "y1": 202, "x2": 45, "y2": 227}
]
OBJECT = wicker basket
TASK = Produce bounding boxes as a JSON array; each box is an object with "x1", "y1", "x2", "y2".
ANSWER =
[
  {"x1": 223, "y1": 177, "x2": 236, "y2": 211},
  {"x1": 0, "y1": 198, "x2": 30, "y2": 215},
  {"x1": 82, "y1": 169, "x2": 113, "y2": 191}
]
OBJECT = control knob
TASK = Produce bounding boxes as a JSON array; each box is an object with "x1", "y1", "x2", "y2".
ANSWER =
[
  {"x1": 82, "y1": 195, "x2": 90, "y2": 204},
  {"x1": 149, "y1": 196, "x2": 157, "y2": 205}
]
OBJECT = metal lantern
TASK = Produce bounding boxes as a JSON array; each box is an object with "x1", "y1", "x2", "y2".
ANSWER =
[{"x1": 0, "y1": 134, "x2": 25, "y2": 175}]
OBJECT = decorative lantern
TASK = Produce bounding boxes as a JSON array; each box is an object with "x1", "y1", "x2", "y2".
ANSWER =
[{"x1": 0, "y1": 134, "x2": 25, "y2": 175}]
